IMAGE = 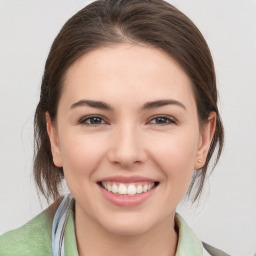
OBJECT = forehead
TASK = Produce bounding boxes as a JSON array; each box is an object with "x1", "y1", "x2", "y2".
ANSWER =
[{"x1": 60, "y1": 44, "x2": 196, "y2": 109}]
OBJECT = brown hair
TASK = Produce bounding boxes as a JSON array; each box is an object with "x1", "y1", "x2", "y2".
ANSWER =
[{"x1": 34, "y1": 0, "x2": 224, "y2": 203}]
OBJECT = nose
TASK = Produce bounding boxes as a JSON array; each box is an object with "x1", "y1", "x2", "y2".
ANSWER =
[{"x1": 107, "y1": 124, "x2": 147, "y2": 168}]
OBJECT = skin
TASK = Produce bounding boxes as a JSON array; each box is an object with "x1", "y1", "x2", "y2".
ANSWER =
[{"x1": 46, "y1": 44, "x2": 216, "y2": 256}]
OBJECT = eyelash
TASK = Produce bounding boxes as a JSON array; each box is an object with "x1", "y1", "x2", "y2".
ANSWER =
[
  {"x1": 147, "y1": 115, "x2": 176, "y2": 125},
  {"x1": 79, "y1": 115, "x2": 107, "y2": 126},
  {"x1": 79, "y1": 115, "x2": 176, "y2": 126}
]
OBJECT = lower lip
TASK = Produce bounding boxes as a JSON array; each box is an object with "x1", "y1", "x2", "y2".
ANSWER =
[{"x1": 98, "y1": 184, "x2": 157, "y2": 207}]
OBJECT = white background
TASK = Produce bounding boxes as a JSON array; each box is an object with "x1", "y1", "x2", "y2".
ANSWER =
[{"x1": 0, "y1": 1, "x2": 255, "y2": 255}]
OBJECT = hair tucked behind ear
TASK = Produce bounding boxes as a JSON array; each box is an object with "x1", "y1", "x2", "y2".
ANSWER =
[{"x1": 34, "y1": 0, "x2": 224, "y2": 203}]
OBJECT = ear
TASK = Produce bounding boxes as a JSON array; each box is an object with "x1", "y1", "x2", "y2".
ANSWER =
[
  {"x1": 194, "y1": 112, "x2": 216, "y2": 169},
  {"x1": 45, "y1": 112, "x2": 63, "y2": 167}
]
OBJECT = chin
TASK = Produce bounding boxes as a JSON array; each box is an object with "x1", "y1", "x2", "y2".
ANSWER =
[
  {"x1": 98, "y1": 213, "x2": 158, "y2": 236},
  {"x1": 104, "y1": 222, "x2": 151, "y2": 236}
]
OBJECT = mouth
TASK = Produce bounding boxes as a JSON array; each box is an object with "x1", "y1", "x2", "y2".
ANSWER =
[{"x1": 97, "y1": 181, "x2": 160, "y2": 196}]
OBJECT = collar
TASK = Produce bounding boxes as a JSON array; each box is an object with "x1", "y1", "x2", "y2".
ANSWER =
[
  {"x1": 175, "y1": 213, "x2": 204, "y2": 255},
  {"x1": 64, "y1": 201, "x2": 79, "y2": 256}
]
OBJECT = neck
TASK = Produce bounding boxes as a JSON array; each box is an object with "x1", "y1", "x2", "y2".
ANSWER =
[{"x1": 75, "y1": 204, "x2": 178, "y2": 256}]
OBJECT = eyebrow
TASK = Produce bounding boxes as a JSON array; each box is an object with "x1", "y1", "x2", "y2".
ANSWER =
[
  {"x1": 70, "y1": 99, "x2": 113, "y2": 111},
  {"x1": 70, "y1": 99, "x2": 186, "y2": 111},
  {"x1": 142, "y1": 99, "x2": 186, "y2": 111}
]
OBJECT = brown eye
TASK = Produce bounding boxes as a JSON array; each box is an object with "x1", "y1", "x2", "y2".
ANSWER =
[
  {"x1": 80, "y1": 115, "x2": 106, "y2": 125},
  {"x1": 149, "y1": 116, "x2": 175, "y2": 125}
]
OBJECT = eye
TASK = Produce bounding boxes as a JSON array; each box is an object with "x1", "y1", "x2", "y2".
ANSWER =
[
  {"x1": 79, "y1": 115, "x2": 107, "y2": 126},
  {"x1": 148, "y1": 116, "x2": 176, "y2": 125}
]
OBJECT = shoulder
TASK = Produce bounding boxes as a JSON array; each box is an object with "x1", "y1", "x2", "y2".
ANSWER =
[
  {"x1": 0, "y1": 200, "x2": 61, "y2": 256},
  {"x1": 0, "y1": 211, "x2": 52, "y2": 256}
]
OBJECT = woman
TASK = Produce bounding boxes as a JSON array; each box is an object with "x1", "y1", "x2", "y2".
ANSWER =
[{"x1": 0, "y1": 0, "x2": 229, "y2": 255}]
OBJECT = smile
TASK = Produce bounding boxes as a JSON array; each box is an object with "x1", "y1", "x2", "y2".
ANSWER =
[{"x1": 99, "y1": 182, "x2": 159, "y2": 196}]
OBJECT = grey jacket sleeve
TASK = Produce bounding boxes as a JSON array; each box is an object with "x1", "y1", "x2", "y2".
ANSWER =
[{"x1": 202, "y1": 242, "x2": 231, "y2": 256}]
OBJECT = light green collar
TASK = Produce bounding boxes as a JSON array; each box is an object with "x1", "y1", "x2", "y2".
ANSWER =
[
  {"x1": 64, "y1": 205, "x2": 79, "y2": 256},
  {"x1": 175, "y1": 213, "x2": 203, "y2": 255}
]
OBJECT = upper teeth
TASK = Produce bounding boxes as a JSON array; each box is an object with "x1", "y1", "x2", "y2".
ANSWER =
[{"x1": 102, "y1": 182, "x2": 155, "y2": 196}]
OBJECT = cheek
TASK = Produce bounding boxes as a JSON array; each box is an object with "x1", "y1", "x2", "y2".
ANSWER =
[
  {"x1": 59, "y1": 132, "x2": 107, "y2": 179},
  {"x1": 148, "y1": 129, "x2": 199, "y2": 182}
]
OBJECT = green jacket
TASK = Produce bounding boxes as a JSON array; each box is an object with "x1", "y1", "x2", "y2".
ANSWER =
[{"x1": 0, "y1": 201, "x2": 229, "y2": 256}]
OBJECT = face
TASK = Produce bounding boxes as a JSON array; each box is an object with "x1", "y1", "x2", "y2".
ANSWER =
[{"x1": 47, "y1": 44, "x2": 215, "y2": 236}]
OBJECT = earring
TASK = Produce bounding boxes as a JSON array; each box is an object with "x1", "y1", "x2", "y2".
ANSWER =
[{"x1": 197, "y1": 159, "x2": 202, "y2": 163}]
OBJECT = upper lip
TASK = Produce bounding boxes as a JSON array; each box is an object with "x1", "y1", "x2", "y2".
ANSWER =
[{"x1": 98, "y1": 175, "x2": 157, "y2": 183}]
